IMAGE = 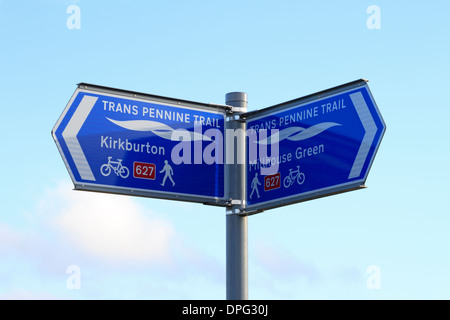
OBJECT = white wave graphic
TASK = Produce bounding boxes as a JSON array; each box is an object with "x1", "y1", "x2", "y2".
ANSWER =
[
  {"x1": 106, "y1": 118, "x2": 212, "y2": 141},
  {"x1": 257, "y1": 122, "x2": 341, "y2": 145}
]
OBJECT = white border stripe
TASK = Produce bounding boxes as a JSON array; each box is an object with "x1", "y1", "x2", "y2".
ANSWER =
[
  {"x1": 348, "y1": 92, "x2": 377, "y2": 179},
  {"x1": 62, "y1": 95, "x2": 98, "y2": 181}
]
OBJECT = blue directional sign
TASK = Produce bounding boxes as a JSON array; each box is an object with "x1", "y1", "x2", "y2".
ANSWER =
[
  {"x1": 52, "y1": 83, "x2": 228, "y2": 205},
  {"x1": 244, "y1": 80, "x2": 386, "y2": 212}
]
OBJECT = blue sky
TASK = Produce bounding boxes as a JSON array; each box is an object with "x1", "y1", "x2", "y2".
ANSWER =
[{"x1": 0, "y1": 0, "x2": 449, "y2": 299}]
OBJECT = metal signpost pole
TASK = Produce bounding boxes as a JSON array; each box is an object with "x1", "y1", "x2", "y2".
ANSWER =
[{"x1": 225, "y1": 92, "x2": 248, "y2": 300}]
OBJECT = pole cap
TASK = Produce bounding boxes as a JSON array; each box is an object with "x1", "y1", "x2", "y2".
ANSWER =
[
  {"x1": 226, "y1": 92, "x2": 247, "y2": 113},
  {"x1": 226, "y1": 92, "x2": 248, "y2": 104}
]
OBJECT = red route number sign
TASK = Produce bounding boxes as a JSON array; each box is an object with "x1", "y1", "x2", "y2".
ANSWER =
[
  {"x1": 264, "y1": 172, "x2": 281, "y2": 191},
  {"x1": 133, "y1": 162, "x2": 156, "y2": 180}
]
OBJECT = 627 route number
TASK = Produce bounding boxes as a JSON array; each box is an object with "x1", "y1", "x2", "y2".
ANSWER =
[
  {"x1": 133, "y1": 162, "x2": 156, "y2": 180},
  {"x1": 264, "y1": 172, "x2": 281, "y2": 191}
]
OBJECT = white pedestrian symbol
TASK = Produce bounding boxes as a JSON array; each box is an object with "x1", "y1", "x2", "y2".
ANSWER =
[
  {"x1": 250, "y1": 173, "x2": 261, "y2": 199},
  {"x1": 160, "y1": 160, "x2": 175, "y2": 187}
]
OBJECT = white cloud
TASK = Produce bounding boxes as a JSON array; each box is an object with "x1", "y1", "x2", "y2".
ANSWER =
[
  {"x1": 39, "y1": 181, "x2": 176, "y2": 265},
  {"x1": 0, "y1": 181, "x2": 225, "y2": 299}
]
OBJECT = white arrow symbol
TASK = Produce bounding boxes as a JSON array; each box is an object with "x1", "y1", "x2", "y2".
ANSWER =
[
  {"x1": 348, "y1": 91, "x2": 377, "y2": 179},
  {"x1": 62, "y1": 95, "x2": 98, "y2": 181}
]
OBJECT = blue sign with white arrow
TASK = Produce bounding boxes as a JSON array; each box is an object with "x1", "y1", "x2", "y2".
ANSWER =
[
  {"x1": 52, "y1": 83, "x2": 227, "y2": 205},
  {"x1": 244, "y1": 80, "x2": 386, "y2": 212}
]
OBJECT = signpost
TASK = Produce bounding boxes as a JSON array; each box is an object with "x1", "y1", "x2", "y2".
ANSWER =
[
  {"x1": 244, "y1": 79, "x2": 386, "y2": 213},
  {"x1": 52, "y1": 83, "x2": 229, "y2": 206},
  {"x1": 52, "y1": 79, "x2": 385, "y2": 300}
]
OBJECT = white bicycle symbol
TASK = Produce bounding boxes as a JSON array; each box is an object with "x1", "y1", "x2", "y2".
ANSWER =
[
  {"x1": 100, "y1": 156, "x2": 129, "y2": 179},
  {"x1": 283, "y1": 165, "x2": 305, "y2": 188}
]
